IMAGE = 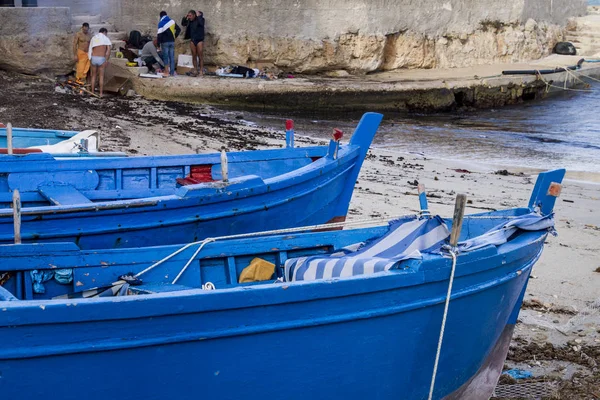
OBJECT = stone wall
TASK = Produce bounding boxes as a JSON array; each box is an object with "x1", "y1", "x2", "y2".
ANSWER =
[
  {"x1": 37, "y1": 0, "x2": 120, "y2": 23},
  {"x1": 115, "y1": 0, "x2": 587, "y2": 73},
  {"x1": 0, "y1": 7, "x2": 74, "y2": 75}
]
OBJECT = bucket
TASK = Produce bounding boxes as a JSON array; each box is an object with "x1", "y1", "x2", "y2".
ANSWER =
[
  {"x1": 0, "y1": 0, "x2": 15, "y2": 7},
  {"x1": 22, "y1": 0, "x2": 38, "y2": 6}
]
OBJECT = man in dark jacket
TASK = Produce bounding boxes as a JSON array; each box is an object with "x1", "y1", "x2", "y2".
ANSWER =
[
  {"x1": 157, "y1": 11, "x2": 181, "y2": 76},
  {"x1": 183, "y1": 10, "x2": 205, "y2": 76}
]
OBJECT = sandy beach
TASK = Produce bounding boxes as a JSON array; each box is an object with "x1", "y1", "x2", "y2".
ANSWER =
[{"x1": 1, "y1": 70, "x2": 599, "y2": 397}]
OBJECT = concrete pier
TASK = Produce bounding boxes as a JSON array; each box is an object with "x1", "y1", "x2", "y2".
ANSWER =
[{"x1": 132, "y1": 55, "x2": 600, "y2": 112}]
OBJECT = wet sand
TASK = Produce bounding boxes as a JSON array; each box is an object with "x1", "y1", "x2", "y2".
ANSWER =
[{"x1": 1, "y1": 70, "x2": 598, "y2": 397}]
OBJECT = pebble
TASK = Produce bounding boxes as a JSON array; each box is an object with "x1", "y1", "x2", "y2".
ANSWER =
[{"x1": 575, "y1": 339, "x2": 583, "y2": 344}]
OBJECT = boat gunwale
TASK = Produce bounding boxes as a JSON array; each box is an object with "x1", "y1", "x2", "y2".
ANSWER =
[
  {"x1": 0, "y1": 143, "x2": 331, "y2": 170},
  {"x1": 0, "y1": 245, "x2": 542, "y2": 360},
  {"x1": 0, "y1": 145, "x2": 361, "y2": 218},
  {"x1": 0, "y1": 229, "x2": 546, "y2": 316}
]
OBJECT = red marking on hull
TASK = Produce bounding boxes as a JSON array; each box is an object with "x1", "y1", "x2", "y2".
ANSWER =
[
  {"x1": 313, "y1": 216, "x2": 346, "y2": 232},
  {"x1": 0, "y1": 148, "x2": 43, "y2": 154},
  {"x1": 176, "y1": 165, "x2": 215, "y2": 186}
]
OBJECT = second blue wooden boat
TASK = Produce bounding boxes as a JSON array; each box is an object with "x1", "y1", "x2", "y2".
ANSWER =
[
  {"x1": 0, "y1": 169, "x2": 565, "y2": 400},
  {"x1": 0, "y1": 113, "x2": 382, "y2": 249},
  {"x1": 0, "y1": 127, "x2": 101, "y2": 154}
]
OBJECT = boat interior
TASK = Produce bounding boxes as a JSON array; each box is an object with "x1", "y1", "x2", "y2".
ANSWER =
[
  {"x1": 0, "y1": 207, "x2": 535, "y2": 302},
  {"x1": 0, "y1": 146, "x2": 331, "y2": 209}
]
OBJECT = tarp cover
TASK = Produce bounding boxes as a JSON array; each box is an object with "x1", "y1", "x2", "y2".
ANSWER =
[{"x1": 284, "y1": 213, "x2": 553, "y2": 282}]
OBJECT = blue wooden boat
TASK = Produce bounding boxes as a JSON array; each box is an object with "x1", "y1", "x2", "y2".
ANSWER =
[
  {"x1": 0, "y1": 127, "x2": 100, "y2": 154},
  {"x1": 0, "y1": 169, "x2": 565, "y2": 400},
  {"x1": 0, "y1": 113, "x2": 382, "y2": 249}
]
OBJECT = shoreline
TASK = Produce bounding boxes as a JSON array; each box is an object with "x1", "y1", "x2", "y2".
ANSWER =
[{"x1": 122, "y1": 54, "x2": 600, "y2": 113}]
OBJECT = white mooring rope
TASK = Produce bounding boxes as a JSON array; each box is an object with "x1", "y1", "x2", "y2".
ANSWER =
[{"x1": 428, "y1": 248, "x2": 458, "y2": 400}]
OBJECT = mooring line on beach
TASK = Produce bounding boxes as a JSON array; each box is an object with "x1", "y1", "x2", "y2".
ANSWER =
[
  {"x1": 568, "y1": 68, "x2": 600, "y2": 85},
  {"x1": 535, "y1": 69, "x2": 593, "y2": 93},
  {"x1": 561, "y1": 66, "x2": 596, "y2": 87}
]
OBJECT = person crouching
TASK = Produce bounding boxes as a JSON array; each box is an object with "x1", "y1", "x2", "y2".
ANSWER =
[{"x1": 141, "y1": 38, "x2": 165, "y2": 74}]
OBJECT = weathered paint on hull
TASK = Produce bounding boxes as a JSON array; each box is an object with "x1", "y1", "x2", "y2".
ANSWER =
[
  {"x1": 0, "y1": 158, "x2": 357, "y2": 249},
  {"x1": 0, "y1": 246, "x2": 539, "y2": 400},
  {"x1": 0, "y1": 113, "x2": 383, "y2": 249}
]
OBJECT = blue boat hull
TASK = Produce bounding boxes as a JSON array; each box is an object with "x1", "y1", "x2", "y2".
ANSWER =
[
  {"x1": 0, "y1": 113, "x2": 382, "y2": 248},
  {"x1": 0, "y1": 236, "x2": 541, "y2": 400},
  {"x1": 0, "y1": 166, "x2": 565, "y2": 400},
  {"x1": 0, "y1": 158, "x2": 356, "y2": 249},
  {"x1": 0, "y1": 127, "x2": 78, "y2": 148}
]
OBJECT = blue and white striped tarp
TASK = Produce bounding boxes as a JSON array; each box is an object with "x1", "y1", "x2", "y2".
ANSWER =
[
  {"x1": 285, "y1": 216, "x2": 450, "y2": 282},
  {"x1": 284, "y1": 212, "x2": 555, "y2": 282},
  {"x1": 458, "y1": 212, "x2": 554, "y2": 252}
]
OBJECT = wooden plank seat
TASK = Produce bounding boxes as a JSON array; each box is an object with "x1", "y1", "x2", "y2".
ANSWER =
[{"x1": 38, "y1": 184, "x2": 93, "y2": 205}]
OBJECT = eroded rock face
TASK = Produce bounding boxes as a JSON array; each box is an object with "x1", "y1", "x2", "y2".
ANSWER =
[
  {"x1": 0, "y1": 35, "x2": 74, "y2": 76},
  {"x1": 0, "y1": 8, "x2": 74, "y2": 76},
  {"x1": 187, "y1": 20, "x2": 564, "y2": 73}
]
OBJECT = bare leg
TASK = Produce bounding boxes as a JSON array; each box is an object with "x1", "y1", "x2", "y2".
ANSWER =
[
  {"x1": 196, "y1": 42, "x2": 204, "y2": 75},
  {"x1": 190, "y1": 41, "x2": 198, "y2": 74},
  {"x1": 98, "y1": 63, "x2": 107, "y2": 97},
  {"x1": 90, "y1": 65, "x2": 97, "y2": 94}
]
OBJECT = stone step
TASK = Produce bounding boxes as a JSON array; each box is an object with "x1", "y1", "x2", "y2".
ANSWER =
[
  {"x1": 566, "y1": 36, "x2": 600, "y2": 44},
  {"x1": 110, "y1": 58, "x2": 130, "y2": 67},
  {"x1": 568, "y1": 31, "x2": 600, "y2": 39},
  {"x1": 112, "y1": 40, "x2": 126, "y2": 50},
  {"x1": 109, "y1": 59, "x2": 148, "y2": 76},
  {"x1": 127, "y1": 66, "x2": 149, "y2": 76},
  {"x1": 71, "y1": 23, "x2": 115, "y2": 33},
  {"x1": 72, "y1": 14, "x2": 102, "y2": 25},
  {"x1": 574, "y1": 46, "x2": 600, "y2": 56},
  {"x1": 108, "y1": 31, "x2": 128, "y2": 41}
]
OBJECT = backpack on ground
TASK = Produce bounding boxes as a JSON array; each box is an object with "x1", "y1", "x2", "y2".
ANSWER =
[
  {"x1": 128, "y1": 30, "x2": 143, "y2": 49},
  {"x1": 553, "y1": 42, "x2": 577, "y2": 56}
]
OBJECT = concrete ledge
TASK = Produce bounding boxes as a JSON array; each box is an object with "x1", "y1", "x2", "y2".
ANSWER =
[{"x1": 132, "y1": 55, "x2": 600, "y2": 112}]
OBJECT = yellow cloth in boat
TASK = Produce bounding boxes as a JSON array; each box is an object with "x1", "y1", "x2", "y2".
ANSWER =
[{"x1": 239, "y1": 258, "x2": 275, "y2": 283}]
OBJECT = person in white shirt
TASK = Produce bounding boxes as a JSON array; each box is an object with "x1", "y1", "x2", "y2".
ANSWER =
[{"x1": 88, "y1": 28, "x2": 112, "y2": 97}]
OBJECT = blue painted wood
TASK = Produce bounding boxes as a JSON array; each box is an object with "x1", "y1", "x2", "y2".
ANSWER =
[
  {"x1": 38, "y1": 184, "x2": 92, "y2": 205},
  {"x1": 0, "y1": 168, "x2": 565, "y2": 399},
  {"x1": 0, "y1": 113, "x2": 383, "y2": 249},
  {"x1": 0, "y1": 127, "x2": 78, "y2": 148},
  {"x1": 0, "y1": 226, "x2": 549, "y2": 399},
  {"x1": 7, "y1": 170, "x2": 100, "y2": 192},
  {"x1": 527, "y1": 169, "x2": 566, "y2": 215}
]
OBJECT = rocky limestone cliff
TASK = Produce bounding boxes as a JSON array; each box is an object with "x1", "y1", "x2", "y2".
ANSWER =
[{"x1": 181, "y1": 19, "x2": 564, "y2": 74}]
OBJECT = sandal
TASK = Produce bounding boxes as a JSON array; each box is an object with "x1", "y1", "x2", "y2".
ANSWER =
[{"x1": 185, "y1": 71, "x2": 198, "y2": 77}]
